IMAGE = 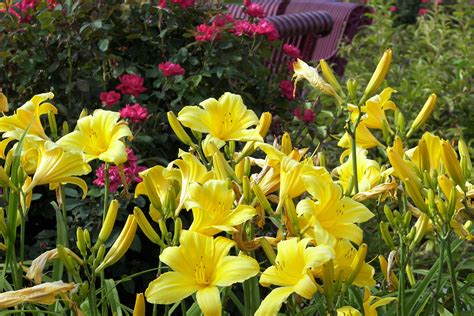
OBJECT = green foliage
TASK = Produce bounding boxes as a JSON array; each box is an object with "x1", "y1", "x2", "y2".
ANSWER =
[{"x1": 340, "y1": 0, "x2": 474, "y2": 142}]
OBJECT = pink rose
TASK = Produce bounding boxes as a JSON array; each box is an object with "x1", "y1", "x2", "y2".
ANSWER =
[
  {"x1": 388, "y1": 6, "x2": 398, "y2": 13},
  {"x1": 279, "y1": 80, "x2": 295, "y2": 100},
  {"x1": 244, "y1": 0, "x2": 252, "y2": 7},
  {"x1": 158, "y1": 0, "x2": 167, "y2": 8},
  {"x1": 195, "y1": 24, "x2": 221, "y2": 42},
  {"x1": 171, "y1": 0, "x2": 195, "y2": 9},
  {"x1": 245, "y1": 3, "x2": 265, "y2": 18},
  {"x1": 212, "y1": 14, "x2": 234, "y2": 27},
  {"x1": 115, "y1": 74, "x2": 147, "y2": 97},
  {"x1": 418, "y1": 7, "x2": 429, "y2": 16},
  {"x1": 293, "y1": 107, "x2": 303, "y2": 120},
  {"x1": 255, "y1": 20, "x2": 279, "y2": 41},
  {"x1": 282, "y1": 44, "x2": 301, "y2": 58},
  {"x1": 99, "y1": 91, "x2": 121, "y2": 107},
  {"x1": 230, "y1": 20, "x2": 256, "y2": 36},
  {"x1": 159, "y1": 62, "x2": 186, "y2": 77},
  {"x1": 119, "y1": 103, "x2": 149, "y2": 123}
]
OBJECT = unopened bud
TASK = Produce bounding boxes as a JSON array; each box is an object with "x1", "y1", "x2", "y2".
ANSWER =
[
  {"x1": 441, "y1": 140, "x2": 466, "y2": 190},
  {"x1": 395, "y1": 110, "x2": 405, "y2": 136},
  {"x1": 407, "y1": 94, "x2": 437, "y2": 138},
  {"x1": 172, "y1": 218, "x2": 182, "y2": 246},
  {"x1": 281, "y1": 132, "x2": 292, "y2": 155},
  {"x1": 364, "y1": 48, "x2": 392, "y2": 99},
  {"x1": 167, "y1": 111, "x2": 194, "y2": 147},
  {"x1": 403, "y1": 212, "x2": 412, "y2": 227},
  {"x1": 95, "y1": 199, "x2": 119, "y2": 248},
  {"x1": 406, "y1": 264, "x2": 415, "y2": 287},
  {"x1": 252, "y1": 183, "x2": 273, "y2": 215},
  {"x1": 47, "y1": 110, "x2": 58, "y2": 140},
  {"x1": 133, "y1": 293, "x2": 146, "y2": 316},
  {"x1": 83, "y1": 229, "x2": 91, "y2": 249},
  {"x1": 380, "y1": 222, "x2": 395, "y2": 250},
  {"x1": 317, "y1": 152, "x2": 327, "y2": 167},
  {"x1": 320, "y1": 59, "x2": 343, "y2": 95},
  {"x1": 409, "y1": 213, "x2": 429, "y2": 251},
  {"x1": 458, "y1": 139, "x2": 472, "y2": 180},
  {"x1": 347, "y1": 78, "x2": 358, "y2": 102},
  {"x1": 76, "y1": 228, "x2": 87, "y2": 256},
  {"x1": 243, "y1": 176, "x2": 252, "y2": 205},
  {"x1": 0, "y1": 91, "x2": 9, "y2": 112},
  {"x1": 383, "y1": 205, "x2": 396, "y2": 226},
  {"x1": 93, "y1": 245, "x2": 106, "y2": 269},
  {"x1": 133, "y1": 207, "x2": 165, "y2": 247},
  {"x1": 259, "y1": 237, "x2": 276, "y2": 265},
  {"x1": 62, "y1": 121, "x2": 69, "y2": 136},
  {"x1": 417, "y1": 139, "x2": 430, "y2": 173}
]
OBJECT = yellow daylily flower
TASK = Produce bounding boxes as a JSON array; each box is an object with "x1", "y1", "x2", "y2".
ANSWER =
[
  {"x1": 297, "y1": 177, "x2": 374, "y2": 246},
  {"x1": 24, "y1": 141, "x2": 91, "y2": 198},
  {"x1": 0, "y1": 281, "x2": 75, "y2": 309},
  {"x1": 168, "y1": 152, "x2": 214, "y2": 215},
  {"x1": 292, "y1": 59, "x2": 341, "y2": 102},
  {"x1": 0, "y1": 92, "x2": 56, "y2": 140},
  {"x1": 350, "y1": 88, "x2": 397, "y2": 130},
  {"x1": 334, "y1": 148, "x2": 381, "y2": 194},
  {"x1": 338, "y1": 122, "x2": 383, "y2": 149},
  {"x1": 135, "y1": 165, "x2": 178, "y2": 220},
  {"x1": 407, "y1": 132, "x2": 442, "y2": 173},
  {"x1": 337, "y1": 306, "x2": 362, "y2": 316},
  {"x1": 255, "y1": 238, "x2": 335, "y2": 316},
  {"x1": 145, "y1": 230, "x2": 259, "y2": 316},
  {"x1": 313, "y1": 239, "x2": 375, "y2": 287},
  {"x1": 441, "y1": 140, "x2": 466, "y2": 189},
  {"x1": 363, "y1": 288, "x2": 396, "y2": 316},
  {"x1": 187, "y1": 180, "x2": 256, "y2": 236},
  {"x1": 57, "y1": 109, "x2": 132, "y2": 165},
  {"x1": 178, "y1": 92, "x2": 262, "y2": 150}
]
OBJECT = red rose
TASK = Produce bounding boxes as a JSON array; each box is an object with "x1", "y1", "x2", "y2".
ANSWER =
[
  {"x1": 171, "y1": 0, "x2": 195, "y2": 9},
  {"x1": 115, "y1": 74, "x2": 147, "y2": 97},
  {"x1": 100, "y1": 91, "x2": 121, "y2": 107},
  {"x1": 245, "y1": 4, "x2": 266, "y2": 18},
  {"x1": 255, "y1": 20, "x2": 279, "y2": 41},
  {"x1": 302, "y1": 109, "x2": 315, "y2": 122},
  {"x1": 159, "y1": 62, "x2": 186, "y2": 77},
  {"x1": 282, "y1": 44, "x2": 301, "y2": 58},
  {"x1": 279, "y1": 80, "x2": 295, "y2": 100},
  {"x1": 195, "y1": 24, "x2": 221, "y2": 42},
  {"x1": 119, "y1": 103, "x2": 149, "y2": 123}
]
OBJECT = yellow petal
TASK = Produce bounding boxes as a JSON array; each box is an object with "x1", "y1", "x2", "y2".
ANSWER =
[
  {"x1": 196, "y1": 286, "x2": 222, "y2": 316},
  {"x1": 293, "y1": 273, "x2": 317, "y2": 299},
  {"x1": 214, "y1": 254, "x2": 259, "y2": 286},
  {"x1": 133, "y1": 293, "x2": 146, "y2": 316},
  {"x1": 0, "y1": 281, "x2": 75, "y2": 308},
  {"x1": 145, "y1": 272, "x2": 201, "y2": 305},
  {"x1": 255, "y1": 286, "x2": 294, "y2": 316}
]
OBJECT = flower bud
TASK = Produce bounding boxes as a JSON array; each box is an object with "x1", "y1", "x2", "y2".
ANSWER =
[
  {"x1": 133, "y1": 293, "x2": 145, "y2": 316},
  {"x1": 243, "y1": 176, "x2": 252, "y2": 205},
  {"x1": 395, "y1": 110, "x2": 405, "y2": 136},
  {"x1": 347, "y1": 243, "x2": 368, "y2": 285},
  {"x1": 379, "y1": 222, "x2": 395, "y2": 250},
  {"x1": 320, "y1": 59, "x2": 343, "y2": 95},
  {"x1": 0, "y1": 91, "x2": 8, "y2": 112},
  {"x1": 133, "y1": 207, "x2": 165, "y2": 247},
  {"x1": 346, "y1": 78, "x2": 358, "y2": 102},
  {"x1": 83, "y1": 228, "x2": 91, "y2": 249},
  {"x1": 447, "y1": 187, "x2": 457, "y2": 220},
  {"x1": 281, "y1": 132, "x2": 293, "y2": 155},
  {"x1": 76, "y1": 228, "x2": 87, "y2": 256},
  {"x1": 406, "y1": 226, "x2": 416, "y2": 243},
  {"x1": 409, "y1": 213, "x2": 429, "y2": 251},
  {"x1": 406, "y1": 264, "x2": 415, "y2": 287},
  {"x1": 243, "y1": 157, "x2": 251, "y2": 178},
  {"x1": 404, "y1": 177, "x2": 428, "y2": 213},
  {"x1": 57, "y1": 245, "x2": 76, "y2": 273},
  {"x1": 364, "y1": 48, "x2": 392, "y2": 99},
  {"x1": 403, "y1": 212, "x2": 412, "y2": 227},
  {"x1": 167, "y1": 111, "x2": 194, "y2": 147},
  {"x1": 407, "y1": 94, "x2": 437, "y2": 137},
  {"x1": 0, "y1": 166, "x2": 13, "y2": 189},
  {"x1": 317, "y1": 152, "x2": 327, "y2": 167},
  {"x1": 158, "y1": 219, "x2": 169, "y2": 241},
  {"x1": 441, "y1": 140, "x2": 466, "y2": 190},
  {"x1": 47, "y1": 110, "x2": 58, "y2": 141},
  {"x1": 322, "y1": 260, "x2": 335, "y2": 299},
  {"x1": 458, "y1": 139, "x2": 472, "y2": 180},
  {"x1": 378, "y1": 255, "x2": 399, "y2": 291},
  {"x1": 79, "y1": 108, "x2": 88, "y2": 120},
  {"x1": 384, "y1": 205, "x2": 396, "y2": 227},
  {"x1": 257, "y1": 112, "x2": 272, "y2": 138},
  {"x1": 95, "y1": 199, "x2": 120, "y2": 248},
  {"x1": 259, "y1": 237, "x2": 276, "y2": 265},
  {"x1": 284, "y1": 198, "x2": 300, "y2": 235},
  {"x1": 417, "y1": 138, "x2": 430, "y2": 173},
  {"x1": 96, "y1": 215, "x2": 137, "y2": 273},
  {"x1": 62, "y1": 121, "x2": 69, "y2": 136},
  {"x1": 212, "y1": 151, "x2": 240, "y2": 184},
  {"x1": 93, "y1": 245, "x2": 106, "y2": 269},
  {"x1": 172, "y1": 217, "x2": 182, "y2": 246},
  {"x1": 252, "y1": 183, "x2": 273, "y2": 215}
]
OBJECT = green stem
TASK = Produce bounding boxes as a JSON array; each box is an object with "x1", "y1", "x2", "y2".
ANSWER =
[
  {"x1": 444, "y1": 231, "x2": 461, "y2": 314},
  {"x1": 101, "y1": 163, "x2": 111, "y2": 315},
  {"x1": 434, "y1": 234, "x2": 445, "y2": 312},
  {"x1": 398, "y1": 238, "x2": 406, "y2": 316},
  {"x1": 89, "y1": 273, "x2": 98, "y2": 316}
]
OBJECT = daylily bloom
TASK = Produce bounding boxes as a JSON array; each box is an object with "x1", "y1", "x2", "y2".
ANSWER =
[
  {"x1": 0, "y1": 91, "x2": 8, "y2": 112},
  {"x1": 24, "y1": 141, "x2": 91, "y2": 198},
  {"x1": 362, "y1": 288, "x2": 396, "y2": 316},
  {"x1": 135, "y1": 165, "x2": 179, "y2": 221},
  {"x1": 337, "y1": 306, "x2": 361, "y2": 315},
  {"x1": 338, "y1": 122, "x2": 383, "y2": 149},
  {"x1": 0, "y1": 281, "x2": 76, "y2": 309},
  {"x1": 406, "y1": 132, "x2": 442, "y2": 173},
  {"x1": 145, "y1": 230, "x2": 259, "y2": 316},
  {"x1": 187, "y1": 180, "x2": 256, "y2": 236},
  {"x1": 334, "y1": 148, "x2": 381, "y2": 194},
  {"x1": 312, "y1": 239, "x2": 375, "y2": 287},
  {"x1": 297, "y1": 176, "x2": 374, "y2": 246},
  {"x1": 349, "y1": 88, "x2": 397, "y2": 130},
  {"x1": 255, "y1": 238, "x2": 334, "y2": 316},
  {"x1": 168, "y1": 152, "x2": 214, "y2": 215},
  {"x1": 0, "y1": 92, "x2": 56, "y2": 140},
  {"x1": 178, "y1": 92, "x2": 262, "y2": 150},
  {"x1": 293, "y1": 59, "x2": 339, "y2": 100},
  {"x1": 57, "y1": 109, "x2": 132, "y2": 165}
]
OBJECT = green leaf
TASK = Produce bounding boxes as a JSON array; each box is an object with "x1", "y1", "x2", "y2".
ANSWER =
[{"x1": 98, "y1": 38, "x2": 110, "y2": 52}]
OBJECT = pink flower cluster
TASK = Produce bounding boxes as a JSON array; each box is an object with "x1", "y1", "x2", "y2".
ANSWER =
[
  {"x1": 100, "y1": 91, "x2": 121, "y2": 107},
  {"x1": 282, "y1": 44, "x2": 301, "y2": 58},
  {"x1": 159, "y1": 62, "x2": 186, "y2": 77},
  {"x1": 93, "y1": 148, "x2": 146, "y2": 192},
  {"x1": 279, "y1": 80, "x2": 295, "y2": 100},
  {"x1": 116, "y1": 74, "x2": 147, "y2": 97},
  {"x1": 171, "y1": 0, "x2": 195, "y2": 9},
  {"x1": 119, "y1": 103, "x2": 149, "y2": 123},
  {"x1": 194, "y1": 1, "x2": 279, "y2": 42},
  {"x1": 0, "y1": 0, "x2": 58, "y2": 22}
]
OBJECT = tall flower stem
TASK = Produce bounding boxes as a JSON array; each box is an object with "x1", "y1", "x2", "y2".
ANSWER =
[
  {"x1": 444, "y1": 230, "x2": 461, "y2": 313},
  {"x1": 101, "y1": 163, "x2": 111, "y2": 315},
  {"x1": 397, "y1": 238, "x2": 407, "y2": 316}
]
